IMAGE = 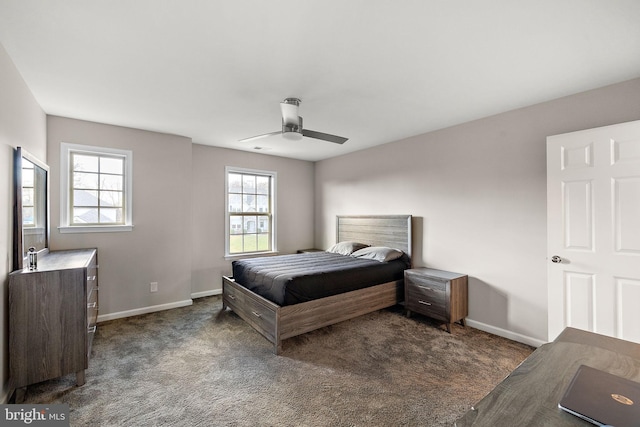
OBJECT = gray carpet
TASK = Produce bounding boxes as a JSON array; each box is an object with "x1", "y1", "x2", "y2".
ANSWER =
[{"x1": 20, "y1": 296, "x2": 533, "y2": 426}]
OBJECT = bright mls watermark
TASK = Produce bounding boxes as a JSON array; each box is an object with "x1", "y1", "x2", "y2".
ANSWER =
[{"x1": 1, "y1": 405, "x2": 69, "y2": 426}]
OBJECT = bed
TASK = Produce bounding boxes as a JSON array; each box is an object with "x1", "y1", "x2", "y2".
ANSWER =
[{"x1": 221, "y1": 215, "x2": 412, "y2": 354}]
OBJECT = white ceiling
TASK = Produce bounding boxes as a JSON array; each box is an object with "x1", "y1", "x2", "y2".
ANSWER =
[{"x1": 1, "y1": 1, "x2": 639, "y2": 161}]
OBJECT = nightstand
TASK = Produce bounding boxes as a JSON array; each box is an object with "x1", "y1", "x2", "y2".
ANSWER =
[
  {"x1": 296, "y1": 248, "x2": 323, "y2": 253},
  {"x1": 404, "y1": 268, "x2": 468, "y2": 333}
]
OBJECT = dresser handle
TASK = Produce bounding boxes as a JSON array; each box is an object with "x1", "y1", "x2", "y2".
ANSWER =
[
  {"x1": 418, "y1": 285, "x2": 433, "y2": 291},
  {"x1": 87, "y1": 325, "x2": 97, "y2": 334},
  {"x1": 87, "y1": 302, "x2": 97, "y2": 309},
  {"x1": 88, "y1": 275, "x2": 96, "y2": 281},
  {"x1": 418, "y1": 300, "x2": 432, "y2": 306},
  {"x1": 251, "y1": 311, "x2": 262, "y2": 318},
  {"x1": 228, "y1": 294, "x2": 236, "y2": 300}
]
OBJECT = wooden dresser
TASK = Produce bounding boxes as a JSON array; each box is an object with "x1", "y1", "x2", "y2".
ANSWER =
[
  {"x1": 9, "y1": 248, "x2": 98, "y2": 393},
  {"x1": 404, "y1": 268, "x2": 468, "y2": 333}
]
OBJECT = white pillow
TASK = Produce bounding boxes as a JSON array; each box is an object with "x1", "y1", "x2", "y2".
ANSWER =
[
  {"x1": 326, "y1": 241, "x2": 369, "y2": 256},
  {"x1": 351, "y1": 246, "x2": 403, "y2": 262}
]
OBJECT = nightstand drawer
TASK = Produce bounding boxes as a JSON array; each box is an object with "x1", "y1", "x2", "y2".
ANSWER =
[
  {"x1": 405, "y1": 285, "x2": 446, "y2": 317},
  {"x1": 405, "y1": 273, "x2": 447, "y2": 292}
]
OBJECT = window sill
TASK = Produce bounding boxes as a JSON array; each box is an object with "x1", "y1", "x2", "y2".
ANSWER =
[
  {"x1": 58, "y1": 225, "x2": 134, "y2": 234},
  {"x1": 224, "y1": 251, "x2": 279, "y2": 261}
]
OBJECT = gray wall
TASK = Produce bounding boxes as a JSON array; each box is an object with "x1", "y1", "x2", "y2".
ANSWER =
[
  {"x1": 190, "y1": 144, "x2": 315, "y2": 296},
  {"x1": 0, "y1": 44, "x2": 47, "y2": 401},
  {"x1": 45, "y1": 118, "x2": 315, "y2": 318},
  {"x1": 315, "y1": 78, "x2": 640, "y2": 346},
  {"x1": 47, "y1": 116, "x2": 194, "y2": 319}
]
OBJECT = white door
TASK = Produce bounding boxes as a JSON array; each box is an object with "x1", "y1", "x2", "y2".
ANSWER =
[{"x1": 547, "y1": 120, "x2": 640, "y2": 343}]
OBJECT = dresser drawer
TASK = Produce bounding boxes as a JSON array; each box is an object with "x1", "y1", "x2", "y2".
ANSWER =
[
  {"x1": 87, "y1": 288, "x2": 99, "y2": 328},
  {"x1": 86, "y1": 270, "x2": 98, "y2": 291}
]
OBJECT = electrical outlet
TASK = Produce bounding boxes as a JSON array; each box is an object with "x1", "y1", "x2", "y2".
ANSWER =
[{"x1": 150, "y1": 282, "x2": 158, "y2": 293}]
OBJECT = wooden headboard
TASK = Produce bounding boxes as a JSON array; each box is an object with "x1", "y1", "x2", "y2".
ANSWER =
[{"x1": 336, "y1": 215, "x2": 412, "y2": 259}]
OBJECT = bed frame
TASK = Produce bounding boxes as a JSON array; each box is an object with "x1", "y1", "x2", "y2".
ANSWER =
[{"x1": 221, "y1": 215, "x2": 412, "y2": 354}]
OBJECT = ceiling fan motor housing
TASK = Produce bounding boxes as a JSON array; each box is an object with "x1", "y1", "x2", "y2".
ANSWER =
[
  {"x1": 281, "y1": 98, "x2": 303, "y2": 140},
  {"x1": 282, "y1": 116, "x2": 303, "y2": 140}
]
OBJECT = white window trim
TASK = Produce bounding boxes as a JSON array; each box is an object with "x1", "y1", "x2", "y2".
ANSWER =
[
  {"x1": 224, "y1": 166, "x2": 277, "y2": 258},
  {"x1": 59, "y1": 142, "x2": 133, "y2": 233}
]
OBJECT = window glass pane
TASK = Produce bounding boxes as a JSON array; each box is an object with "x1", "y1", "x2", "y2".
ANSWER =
[
  {"x1": 100, "y1": 156, "x2": 123, "y2": 174},
  {"x1": 73, "y1": 207, "x2": 97, "y2": 224},
  {"x1": 22, "y1": 188, "x2": 34, "y2": 206},
  {"x1": 101, "y1": 174, "x2": 123, "y2": 191},
  {"x1": 242, "y1": 194, "x2": 256, "y2": 212},
  {"x1": 257, "y1": 234, "x2": 270, "y2": 251},
  {"x1": 22, "y1": 167, "x2": 34, "y2": 187},
  {"x1": 22, "y1": 159, "x2": 34, "y2": 170},
  {"x1": 228, "y1": 194, "x2": 242, "y2": 212},
  {"x1": 229, "y1": 216, "x2": 242, "y2": 234},
  {"x1": 243, "y1": 234, "x2": 257, "y2": 252},
  {"x1": 229, "y1": 235, "x2": 243, "y2": 253},
  {"x1": 228, "y1": 173, "x2": 242, "y2": 193},
  {"x1": 74, "y1": 172, "x2": 99, "y2": 189},
  {"x1": 243, "y1": 216, "x2": 256, "y2": 233},
  {"x1": 257, "y1": 215, "x2": 269, "y2": 233},
  {"x1": 100, "y1": 208, "x2": 122, "y2": 223},
  {"x1": 256, "y1": 176, "x2": 270, "y2": 194},
  {"x1": 22, "y1": 207, "x2": 34, "y2": 226},
  {"x1": 243, "y1": 175, "x2": 256, "y2": 194},
  {"x1": 256, "y1": 195, "x2": 269, "y2": 213},
  {"x1": 73, "y1": 154, "x2": 99, "y2": 173},
  {"x1": 99, "y1": 191, "x2": 123, "y2": 207},
  {"x1": 74, "y1": 190, "x2": 99, "y2": 207}
]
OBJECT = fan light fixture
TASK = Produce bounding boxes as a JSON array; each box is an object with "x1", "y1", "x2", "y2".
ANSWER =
[
  {"x1": 283, "y1": 131, "x2": 303, "y2": 141},
  {"x1": 239, "y1": 98, "x2": 348, "y2": 145}
]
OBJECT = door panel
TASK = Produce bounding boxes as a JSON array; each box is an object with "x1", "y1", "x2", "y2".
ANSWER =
[
  {"x1": 563, "y1": 271, "x2": 594, "y2": 331},
  {"x1": 547, "y1": 120, "x2": 640, "y2": 343},
  {"x1": 617, "y1": 277, "x2": 640, "y2": 342},
  {"x1": 563, "y1": 180, "x2": 593, "y2": 250}
]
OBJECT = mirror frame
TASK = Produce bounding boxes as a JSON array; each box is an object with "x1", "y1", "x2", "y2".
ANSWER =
[{"x1": 13, "y1": 146, "x2": 50, "y2": 271}]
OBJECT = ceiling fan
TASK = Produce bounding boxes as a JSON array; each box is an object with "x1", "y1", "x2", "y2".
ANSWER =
[{"x1": 239, "y1": 98, "x2": 348, "y2": 144}]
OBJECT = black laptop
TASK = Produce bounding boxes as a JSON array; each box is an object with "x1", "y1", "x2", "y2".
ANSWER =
[{"x1": 559, "y1": 365, "x2": 640, "y2": 427}]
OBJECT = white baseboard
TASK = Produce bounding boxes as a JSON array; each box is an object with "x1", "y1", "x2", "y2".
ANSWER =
[
  {"x1": 191, "y1": 289, "x2": 222, "y2": 299},
  {"x1": 465, "y1": 319, "x2": 547, "y2": 348},
  {"x1": 97, "y1": 299, "x2": 193, "y2": 323}
]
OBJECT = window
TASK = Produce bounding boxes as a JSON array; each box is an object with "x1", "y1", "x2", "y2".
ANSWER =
[
  {"x1": 60, "y1": 143, "x2": 133, "y2": 233},
  {"x1": 225, "y1": 167, "x2": 276, "y2": 256}
]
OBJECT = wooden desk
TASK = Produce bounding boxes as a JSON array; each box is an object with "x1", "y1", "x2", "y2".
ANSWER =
[{"x1": 455, "y1": 327, "x2": 640, "y2": 426}]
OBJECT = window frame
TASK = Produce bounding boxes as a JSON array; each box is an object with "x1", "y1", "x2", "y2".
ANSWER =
[
  {"x1": 59, "y1": 143, "x2": 133, "y2": 233},
  {"x1": 225, "y1": 166, "x2": 277, "y2": 258}
]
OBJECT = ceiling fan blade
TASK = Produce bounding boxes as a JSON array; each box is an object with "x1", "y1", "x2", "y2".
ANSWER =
[
  {"x1": 280, "y1": 101, "x2": 300, "y2": 126},
  {"x1": 238, "y1": 131, "x2": 282, "y2": 143},
  {"x1": 302, "y1": 129, "x2": 348, "y2": 144}
]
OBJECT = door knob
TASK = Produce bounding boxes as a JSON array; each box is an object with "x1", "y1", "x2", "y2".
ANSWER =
[{"x1": 551, "y1": 255, "x2": 562, "y2": 263}]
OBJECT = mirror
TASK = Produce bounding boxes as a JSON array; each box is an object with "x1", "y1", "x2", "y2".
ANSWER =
[{"x1": 13, "y1": 147, "x2": 50, "y2": 270}]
